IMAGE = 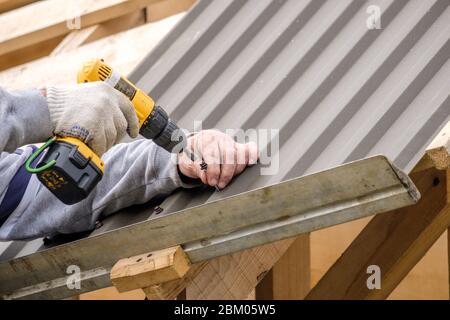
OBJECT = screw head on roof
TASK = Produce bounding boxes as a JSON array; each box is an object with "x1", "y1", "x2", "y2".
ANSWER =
[{"x1": 433, "y1": 177, "x2": 440, "y2": 187}]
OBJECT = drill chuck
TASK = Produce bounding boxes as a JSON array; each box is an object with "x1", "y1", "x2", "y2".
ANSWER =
[{"x1": 141, "y1": 106, "x2": 187, "y2": 153}]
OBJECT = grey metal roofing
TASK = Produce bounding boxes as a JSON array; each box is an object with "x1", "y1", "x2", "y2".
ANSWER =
[
  {"x1": 1, "y1": 0, "x2": 449, "y2": 270},
  {"x1": 129, "y1": 0, "x2": 450, "y2": 199}
]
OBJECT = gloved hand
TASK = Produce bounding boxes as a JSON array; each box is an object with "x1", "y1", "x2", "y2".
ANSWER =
[{"x1": 45, "y1": 82, "x2": 139, "y2": 156}]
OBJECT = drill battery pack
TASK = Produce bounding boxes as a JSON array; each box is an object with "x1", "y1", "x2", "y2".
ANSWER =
[{"x1": 34, "y1": 137, "x2": 104, "y2": 205}]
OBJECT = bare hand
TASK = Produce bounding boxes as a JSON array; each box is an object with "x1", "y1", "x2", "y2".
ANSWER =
[{"x1": 178, "y1": 130, "x2": 258, "y2": 189}]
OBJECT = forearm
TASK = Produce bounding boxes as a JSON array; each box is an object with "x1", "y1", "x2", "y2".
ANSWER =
[
  {"x1": 0, "y1": 87, "x2": 52, "y2": 152},
  {"x1": 0, "y1": 140, "x2": 189, "y2": 240}
]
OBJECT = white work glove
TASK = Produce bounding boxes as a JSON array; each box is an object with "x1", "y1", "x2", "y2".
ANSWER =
[{"x1": 45, "y1": 82, "x2": 139, "y2": 156}]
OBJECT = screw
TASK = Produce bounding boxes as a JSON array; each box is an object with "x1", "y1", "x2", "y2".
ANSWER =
[
  {"x1": 433, "y1": 177, "x2": 440, "y2": 186},
  {"x1": 94, "y1": 221, "x2": 103, "y2": 229},
  {"x1": 154, "y1": 206, "x2": 164, "y2": 215}
]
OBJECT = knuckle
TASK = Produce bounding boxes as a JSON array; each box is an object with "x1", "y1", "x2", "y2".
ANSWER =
[
  {"x1": 210, "y1": 168, "x2": 220, "y2": 178},
  {"x1": 221, "y1": 173, "x2": 233, "y2": 181}
]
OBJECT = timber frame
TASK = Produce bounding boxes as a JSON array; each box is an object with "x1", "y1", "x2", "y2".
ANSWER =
[
  {"x1": 108, "y1": 121, "x2": 450, "y2": 300},
  {"x1": 0, "y1": 0, "x2": 449, "y2": 301},
  {"x1": 0, "y1": 155, "x2": 419, "y2": 300},
  {"x1": 304, "y1": 122, "x2": 450, "y2": 300}
]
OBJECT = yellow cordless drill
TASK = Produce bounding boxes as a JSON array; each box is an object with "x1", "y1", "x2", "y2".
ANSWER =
[{"x1": 26, "y1": 59, "x2": 186, "y2": 205}]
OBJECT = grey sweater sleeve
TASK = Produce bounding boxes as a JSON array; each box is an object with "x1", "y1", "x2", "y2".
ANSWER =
[
  {"x1": 0, "y1": 139, "x2": 187, "y2": 240},
  {"x1": 0, "y1": 87, "x2": 53, "y2": 206},
  {"x1": 0, "y1": 87, "x2": 193, "y2": 241},
  {"x1": 0, "y1": 87, "x2": 52, "y2": 152}
]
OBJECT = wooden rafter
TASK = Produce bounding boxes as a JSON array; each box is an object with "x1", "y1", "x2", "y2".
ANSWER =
[
  {"x1": 306, "y1": 168, "x2": 449, "y2": 299},
  {"x1": 0, "y1": 0, "x2": 159, "y2": 56},
  {"x1": 50, "y1": 10, "x2": 148, "y2": 56},
  {"x1": 255, "y1": 234, "x2": 310, "y2": 300},
  {"x1": 0, "y1": 0, "x2": 175, "y2": 70},
  {"x1": 306, "y1": 122, "x2": 450, "y2": 300},
  {"x1": 186, "y1": 240, "x2": 293, "y2": 299},
  {"x1": 0, "y1": 0, "x2": 36, "y2": 13}
]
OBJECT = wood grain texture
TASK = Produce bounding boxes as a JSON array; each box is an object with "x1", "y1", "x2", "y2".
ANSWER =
[
  {"x1": 111, "y1": 246, "x2": 190, "y2": 293},
  {"x1": 307, "y1": 167, "x2": 450, "y2": 300},
  {"x1": 144, "y1": 262, "x2": 207, "y2": 300},
  {"x1": 0, "y1": 35, "x2": 65, "y2": 71},
  {"x1": 255, "y1": 234, "x2": 310, "y2": 300},
  {"x1": 50, "y1": 9, "x2": 148, "y2": 56},
  {"x1": 414, "y1": 121, "x2": 450, "y2": 172},
  {"x1": 185, "y1": 239, "x2": 293, "y2": 300},
  {"x1": 0, "y1": 0, "x2": 160, "y2": 56},
  {"x1": 146, "y1": 0, "x2": 196, "y2": 22},
  {"x1": 0, "y1": 13, "x2": 184, "y2": 88},
  {"x1": 0, "y1": 0, "x2": 36, "y2": 13}
]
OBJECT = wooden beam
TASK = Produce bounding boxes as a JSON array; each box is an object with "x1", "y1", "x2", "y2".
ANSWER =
[
  {"x1": 50, "y1": 26, "x2": 100, "y2": 57},
  {"x1": 186, "y1": 239, "x2": 293, "y2": 299},
  {"x1": 0, "y1": 0, "x2": 36, "y2": 13},
  {"x1": 0, "y1": 0, "x2": 160, "y2": 57},
  {"x1": 111, "y1": 246, "x2": 190, "y2": 293},
  {"x1": 0, "y1": 0, "x2": 162, "y2": 70},
  {"x1": 0, "y1": 35, "x2": 66, "y2": 71},
  {"x1": 144, "y1": 262, "x2": 207, "y2": 300},
  {"x1": 0, "y1": 13, "x2": 184, "y2": 89},
  {"x1": 146, "y1": 0, "x2": 196, "y2": 22},
  {"x1": 0, "y1": 0, "x2": 161, "y2": 71},
  {"x1": 141, "y1": 240, "x2": 293, "y2": 300},
  {"x1": 0, "y1": 0, "x2": 195, "y2": 69},
  {"x1": 413, "y1": 122, "x2": 450, "y2": 172},
  {"x1": 255, "y1": 234, "x2": 310, "y2": 300},
  {"x1": 51, "y1": 9, "x2": 148, "y2": 56},
  {"x1": 306, "y1": 167, "x2": 450, "y2": 300},
  {"x1": 110, "y1": 246, "x2": 209, "y2": 301}
]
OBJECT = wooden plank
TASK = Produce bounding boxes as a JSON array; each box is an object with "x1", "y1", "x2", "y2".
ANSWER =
[
  {"x1": 0, "y1": 156, "x2": 420, "y2": 300},
  {"x1": 146, "y1": 0, "x2": 196, "y2": 22},
  {"x1": 0, "y1": 13, "x2": 184, "y2": 89},
  {"x1": 144, "y1": 262, "x2": 207, "y2": 300},
  {"x1": 0, "y1": 0, "x2": 160, "y2": 56},
  {"x1": 186, "y1": 239, "x2": 292, "y2": 299},
  {"x1": 50, "y1": 26, "x2": 101, "y2": 57},
  {"x1": 111, "y1": 246, "x2": 190, "y2": 293},
  {"x1": 0, "y1": 35, "x2": 65, "y2": 71},
  {"x1": 0, "y1": 0, "x2": 36, "y2": 13},
  {"x1": 81, "y1": 287, "x2": 146, "y2": 300},
  {"x1": 255, "y1": 234, "x2": 310, "y2": 300},
  {"x1": 306, "y1": 167, "x2": 450, "y2": 300},
  {"x1": 51, "y1": 9, "x2": 147, "y2": 56},
  {"x1": 413, "y1": 121, "x2": 450, "y2": 172}
]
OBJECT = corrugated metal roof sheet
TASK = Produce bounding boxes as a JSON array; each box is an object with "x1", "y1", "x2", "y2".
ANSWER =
[
  {"x1": 1, "y1": 0, "x2": 449, "y2": 262},
  {"x1": 129, "y1": 0, "x2": 450, "y2": 208}
]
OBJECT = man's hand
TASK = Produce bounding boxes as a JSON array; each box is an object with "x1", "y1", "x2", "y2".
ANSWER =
[
  {"x1": 45, "y1": 82, "x2": 139, "y2": 156},
  {"x1": 178, "y1": 130, "x2": 258, "y2": 189}
]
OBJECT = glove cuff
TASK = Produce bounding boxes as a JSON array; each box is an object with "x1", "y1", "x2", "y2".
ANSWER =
[{"x1": 46, "y1": 86, "x2": 71, "y2": 131}]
